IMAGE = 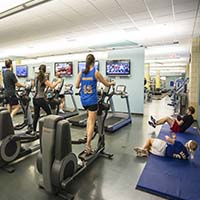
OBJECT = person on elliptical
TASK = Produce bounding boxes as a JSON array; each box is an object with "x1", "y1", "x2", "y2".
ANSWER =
[
  {"x1": 148, "y1": 106, "x2": 195, "y2": 133},
  {"x1": 54, "y1": 71, "x2": 65, "y2": 113},
  {"x1": 33, "y1": 64, "x2": 61, "y2": 132},
  {"x1": 3, "y1": 59, "x2": 25, "y2": 118},
  {"x1": 75, "y1": 54, "x2": 115, "y2": 156}
]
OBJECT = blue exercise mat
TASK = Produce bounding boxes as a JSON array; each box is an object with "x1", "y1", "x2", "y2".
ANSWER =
[{"x1": 136, "y1": 124, "x2": 200, "y2": 200}]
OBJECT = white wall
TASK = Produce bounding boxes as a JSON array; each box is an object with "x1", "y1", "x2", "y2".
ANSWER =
[{"x1": 2, "y1": 48, "x2": 145, "y2": 114}]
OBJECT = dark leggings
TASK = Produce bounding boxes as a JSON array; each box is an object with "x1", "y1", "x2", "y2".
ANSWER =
[{"x1": 33, "y1": 98, "x2": 51, "y2": 131}]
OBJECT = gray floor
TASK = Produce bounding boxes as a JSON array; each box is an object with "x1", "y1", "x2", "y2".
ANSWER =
[{"x1": 0, "y1": 97, "x2": 175, "y2": 200}]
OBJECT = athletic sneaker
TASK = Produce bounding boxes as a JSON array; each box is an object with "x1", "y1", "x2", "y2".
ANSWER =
[
  {"x1": 59, "y1": 109, "x2": 65, "y2": 113},
  {"x1": 148, "y1": 121, "x2": 156, "y2": 128},
  {"x1": 150, "y1": 116, "x2": 156, "y2": 125},
  {"x1": 134, "y1": 147, "x2": 148, "y2": 157}
]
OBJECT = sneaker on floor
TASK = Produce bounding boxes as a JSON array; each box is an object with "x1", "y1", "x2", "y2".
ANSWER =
[
  {"x1": 133, "y1": 147, "x2": 146, "y2": 153},
  {"x1": 148, "y1": 121, "x2": 156, "y2": 128},
  {"x1": 59, "y1": 109, "x2": 65, "y2": 113},
  {"x1": 137, "y1": 152, "x2": 148, "y2": 157},
  {"x1": 134, "y1": 147, "x2": 148, "y2": 157},
  {"x1": 150, "y1": 116, "x2": 156, "y2": 125}
]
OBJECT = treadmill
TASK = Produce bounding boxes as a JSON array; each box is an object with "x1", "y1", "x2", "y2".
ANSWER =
[{"x1": 104, "y1": 85, "x2": 132, "y2": 132}]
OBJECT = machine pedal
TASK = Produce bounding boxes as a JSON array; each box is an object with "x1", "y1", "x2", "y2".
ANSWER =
[{"x1": 78, "y1": 151, "x2": 95, "y2": 161}]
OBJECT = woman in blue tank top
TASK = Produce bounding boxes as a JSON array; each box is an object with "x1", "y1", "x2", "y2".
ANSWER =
[{"x1": 75, "y1": 54, "x2": 115, "y2": 155}]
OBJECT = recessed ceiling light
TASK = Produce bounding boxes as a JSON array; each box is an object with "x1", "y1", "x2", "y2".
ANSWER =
[
  {"x1": 123, "y1": 27, "x2": 139, "y2": 32},
  {"x1": 65, "y1": 38, "x2": 76, "y2": 42}
]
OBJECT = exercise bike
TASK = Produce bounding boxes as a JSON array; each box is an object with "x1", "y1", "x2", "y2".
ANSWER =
[
  {"x1": 35, "y1": 85, "x2": 113, "y2": 199},
  {"x1": 14, "y1": 79, "x2": 33, "y2": 131},
  {"x1": 0, "y1": 107, "x2": 39, "y2": 173}
]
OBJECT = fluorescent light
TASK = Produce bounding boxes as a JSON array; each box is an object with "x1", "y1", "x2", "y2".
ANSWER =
[
  {"x1": 25, "y1": 0, "x2": 46, "y2": 7},
  {"x1": 146, "y1": 58, "x2": 189, "y2": 64},
  {"x1": 0, "y1": 0, "x2": 52, "y2": 20},
  {"x1": 150, "y1": 63, "x2": 186, "y2": 67},
  {"x1": 0, "y1": 0, "x2": 28, "y2": 13},
  {"x1": 0, "y1": 5, "x2": 24, "y2": 17}
]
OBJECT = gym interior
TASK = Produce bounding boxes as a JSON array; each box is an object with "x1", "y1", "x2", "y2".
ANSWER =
[{"x1": 0, "y1": 0, "x2": 200, "y2": 200}]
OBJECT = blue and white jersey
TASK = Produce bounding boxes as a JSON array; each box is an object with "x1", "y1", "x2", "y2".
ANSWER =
[{"x1": 80, "y1": 67, "x2": 98, "y2": 106}]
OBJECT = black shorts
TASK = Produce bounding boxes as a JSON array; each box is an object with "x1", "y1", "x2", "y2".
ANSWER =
[
  {"x1": 83, "y1": 104, "x2": 98, "y2": 112},
  {"x1": 6, "y1": 95, "x2": 19, "y2": 106},
  {"x1": 59, "y1": 94, "x2": 65, "y2": 99}
]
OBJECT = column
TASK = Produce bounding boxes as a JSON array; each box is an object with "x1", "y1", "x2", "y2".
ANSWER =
[
  {"x1": 185, "y1": 64, "x2": 189, "y2": 77},
  {"x1": 188, "y1": 37, "x2": 200, "y2": 120},
  {"x1": 155, "y1": 70, "x2": 160, "y2": 89},
  {"x1": 15, "y1": 59, "x2": 21, "y2": 65}
]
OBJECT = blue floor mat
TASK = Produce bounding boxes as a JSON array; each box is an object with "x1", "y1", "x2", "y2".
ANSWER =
[{"x1": 136, "y1": 124, "x2": 200, "y2": 200}]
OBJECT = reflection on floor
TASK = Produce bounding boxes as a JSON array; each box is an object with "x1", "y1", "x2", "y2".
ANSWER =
[{"x1": 0, "y1": 97, "x2": 175, "y2": 200}]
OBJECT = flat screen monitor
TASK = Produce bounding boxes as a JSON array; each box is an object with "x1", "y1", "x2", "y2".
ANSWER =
[
  {"x1": 78, "y1": 61, "x2": 99, "y2": 73},
  {"x1": 16, "y1": 65, "x2": 28, "y2": 77},
  {"x1": 106, "y1": 60, "x2": 131, "y2": 76},
  {"x1": 54, "y1": 62, "x2": 73, "y2": 77},
  {"x1": 1, "y1": 66, "x2": 6, "y2": 74},
  {"x1": 170, "y1": 81, "x2": 174, "y2": 87}
]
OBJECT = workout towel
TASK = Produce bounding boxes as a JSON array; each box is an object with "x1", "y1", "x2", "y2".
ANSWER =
[{"x1": 136, "y1": 124, "x2": 200, "y2": 200}]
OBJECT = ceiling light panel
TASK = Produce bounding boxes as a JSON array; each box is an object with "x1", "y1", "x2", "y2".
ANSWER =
[
  {"x1": 174, "y1": 1, "x2": 199, "y2": 13},
  {"x1": 0, "y1": 0, "x2": 28, "y2": 13},
  {"x1": 145, "y1": 0, "x2": 171, "y2": 9}
]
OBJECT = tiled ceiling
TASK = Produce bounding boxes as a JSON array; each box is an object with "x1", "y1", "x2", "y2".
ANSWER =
[{"x1": 0, "y1": 0, "x2": 199, "y2": 73}]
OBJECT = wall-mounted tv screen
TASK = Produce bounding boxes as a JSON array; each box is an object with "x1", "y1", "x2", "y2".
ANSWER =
[
  {"x1": 16, "y1": 65, "x2": 28, "y2": 77},
  {"x1": 54, "y1": 62, "x2": 73, "y2": 77},
  {"x1": 78, "y1": 61, "x2": 99, "y2": 73},
  {"x1": 1, "y1": 66, "x2": 6, "y2": 74},
  {"x1": 106, "y1": 60, "x2": 131, "y2": 76}
]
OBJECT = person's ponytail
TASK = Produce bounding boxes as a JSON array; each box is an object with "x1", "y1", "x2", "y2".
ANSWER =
[
  {"x1": 37, "y1": 64, "x2": 46, "y2": 84},
  {"x1": 84, "y1": 54, "x2": 95, "y2": 74}
]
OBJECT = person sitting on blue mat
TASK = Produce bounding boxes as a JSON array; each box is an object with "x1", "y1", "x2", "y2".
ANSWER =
[
  {"x1": 134, "y1": 135, "x2": 198, "y2": 159},
  {"x1": 148, "y1": 106, "x2": 195, "y2": 133}
]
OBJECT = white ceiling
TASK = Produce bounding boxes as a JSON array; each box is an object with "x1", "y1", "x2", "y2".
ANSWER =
[{"x1": 0, "y1": 0, "x2": 199, "y2": 75}]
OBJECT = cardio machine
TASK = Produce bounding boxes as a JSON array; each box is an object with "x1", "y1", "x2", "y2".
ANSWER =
[
  {"x1": 59, "y1": 84, "x2": 79, "y2": 118},
  {"x1": 35, "y1": 86, "x2": 113, "y2": 199},
  {"x1": 168, "y1": 77, "x2": 189, "y2": 115},
  {"x1": 0, "y1": 107, "x2": 39, "y2": 172},
  {"x1": 68, "y1": 90, "x2": 87, "y2": 127},
  {"x1": 14, "y1": 79, "x2": 33, "y2": 131},
  {"x1": 46, "y1": 80, "x2": 79, "y2": 118},
  {"x1": 46, "y1": 78, "x2": 64, "y2": 114},
  {"x1": 104, "y1": 85, "x2": 132, "y2": 132},
  {"x1": 0, "y1": 87, "x2": 5, "y2": 106}
]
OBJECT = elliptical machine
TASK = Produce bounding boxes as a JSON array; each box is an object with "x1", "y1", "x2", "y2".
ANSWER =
[
  {"x1": 46, "y1": 78, "x2": 64, "y2": 114},
  {"x1": 14, "y1": 79, "x2": 33, "y2": 131},
  {"x1": 36, "y1": 85, "x2": 113, "y2": 199},
  {"x1": 0, "y1": 107, "x2": 39, "y2": 172}
]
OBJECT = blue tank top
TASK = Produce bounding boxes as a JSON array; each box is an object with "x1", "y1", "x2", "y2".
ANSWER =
[
  {"x1": 80, "y1": 67, "x2": 98, "y2": 106},
  {"x1": 165, "y1": 141, "x2": 189, "y2": 159}
]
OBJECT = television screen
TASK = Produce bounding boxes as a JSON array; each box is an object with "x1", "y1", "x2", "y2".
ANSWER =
[
  {"x1": 1, "y1": 66, "x2": 6, "y2": 74},
  {"x1": 106, "y1": 60, "x2": 131, "y2": 76},
  {"x1": 54, "y1": 62, "x2": 73, "y2": 77},
  {"x1": 16, "y1": 65, "x2": 28, "y2": 77},
  {"x1": 78, "y1": 61, "x2": 99, "y2": 73}
]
